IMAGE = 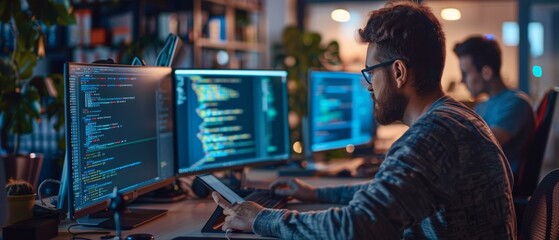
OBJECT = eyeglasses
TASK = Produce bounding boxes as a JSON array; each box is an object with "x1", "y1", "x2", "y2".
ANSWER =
[{"x1": 361, "y1": 59, "x2": 398, "y2": 85}]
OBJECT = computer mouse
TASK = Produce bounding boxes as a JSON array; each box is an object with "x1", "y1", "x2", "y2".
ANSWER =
[{"x1": 125, "y1": 233, "x2": 155, "y2": 240}]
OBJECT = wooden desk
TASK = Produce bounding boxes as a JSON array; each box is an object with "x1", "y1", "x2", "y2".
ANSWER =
[{"x1": 54, "y1": 175, "x2": 369, "y2": 239}]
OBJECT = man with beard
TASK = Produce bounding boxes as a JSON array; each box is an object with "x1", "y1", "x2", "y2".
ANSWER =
[
  {"x1": 453, "y1": 35, "x2": 535, "y2": 174},
  {"x1": 212, "y1": 1, "x2": 516, "y2": 239}
]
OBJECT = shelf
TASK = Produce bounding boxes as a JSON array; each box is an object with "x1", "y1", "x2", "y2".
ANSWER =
[
  {"x1": 233, "y1": 1, "x2": 262, "y2": 12},
  {"x1": 196, "y1": 38, "x2": 264, "y2": 51},
  {"x1": 203, "y1": 0, "x2": 227, "y2": 5},
  {"x1": 193, "y1": 0, "x2": 267, "y2": 68},
  {"x1": 232, "y1": 41, "x2": 264, "y2": 51}
]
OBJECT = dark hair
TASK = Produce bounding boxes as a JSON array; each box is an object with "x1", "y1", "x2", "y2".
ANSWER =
[
  {"x1": 358, "y1": 1, "x2": 446, "y2": 95},
  {"x1": 453, "y1": 35, "x2": 502, "y2": 77}
]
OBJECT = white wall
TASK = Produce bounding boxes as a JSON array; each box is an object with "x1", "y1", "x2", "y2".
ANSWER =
[
  {"x1": 306, "y1": 2, "x2": 385, "y2": 73},
  {"x1": 265, "y1": 0, "x2": 297, "y2": 66},
  {"x1": 306, "y1": 1, "x2": 518, "y2": 102}
]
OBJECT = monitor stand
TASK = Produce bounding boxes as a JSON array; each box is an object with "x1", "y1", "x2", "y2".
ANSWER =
[
  {"x1": 219, "y1": 168, "x2": 255, "y2": 194},
  {"x1": 276, "y1": 159, "x2": 329, "y2": 176},
  {"x1": 135, "y1": 181, "x2": 187, "y2": 203},
  {"x1": 79, "y1": 208, "x2": 167, "y2": 230}
]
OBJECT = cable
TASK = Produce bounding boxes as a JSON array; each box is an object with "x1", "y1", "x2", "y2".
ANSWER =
[
  {"x1": 37, "y1": 179, "x2": 61, "y2": 207},
  {"x1": 225, "y1": 228, "x2": 233, "y2": 240},
  {"x1": 67, "y1": 223, "x2": 111, "y2": 240}
]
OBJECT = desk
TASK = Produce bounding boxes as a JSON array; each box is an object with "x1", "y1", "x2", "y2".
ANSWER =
[{"x1": 54, "y1": 175, "x2": 369, "y2": 240}]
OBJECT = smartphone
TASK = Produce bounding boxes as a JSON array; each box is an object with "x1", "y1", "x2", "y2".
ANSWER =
[{"x1": 196, "y1": 174, "x2": 246, "y2": 204}]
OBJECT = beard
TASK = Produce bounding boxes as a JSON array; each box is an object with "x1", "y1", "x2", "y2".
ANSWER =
[{"x1": 373, "y1": 72, "x2": 409, "y2": 125}]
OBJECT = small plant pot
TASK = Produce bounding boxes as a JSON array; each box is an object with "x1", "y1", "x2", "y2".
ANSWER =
[{"x1": 6, "y1": 193, "x2": 36, "y2": 225}]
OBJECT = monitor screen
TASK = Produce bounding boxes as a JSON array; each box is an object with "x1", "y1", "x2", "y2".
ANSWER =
[
  {"x1": 307, "y1": 71, "x2": 374, "y2": 153},
  {"x1": 174, "y1": 69, "x2": 290, "y2": 175},
  {"x1": 65, "y1": 63, "x2": 175, "y2": 219}
]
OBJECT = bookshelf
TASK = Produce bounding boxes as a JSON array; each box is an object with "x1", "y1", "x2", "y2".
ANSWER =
[
  {"x1": 193, "y1": 0, "x2": 267, "y2": 69},
  {"x1": 60, "y1": 0, "x2": 267, "y2": 69}
]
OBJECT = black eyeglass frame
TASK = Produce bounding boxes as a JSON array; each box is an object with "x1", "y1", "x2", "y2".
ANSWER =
[{"x1": 361, "y1": 59, "x2": 399, "y2": 85}]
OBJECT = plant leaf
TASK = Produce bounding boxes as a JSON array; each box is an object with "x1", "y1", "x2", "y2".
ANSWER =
[
  {"x1": 28, "y1": 0, "x2": 75, "y2": 26},
  {"x1": 54, "y1": 2, "x2": 76, "y2": 26},
  {"x1": 0, "y1": 0, "x2": 20, "y2": 22},
  {"x1": 0, "y1": 58, "x2": 17, "y2": 94},
  {"x1": 28, "y1": 76, "x2": 48, "y2": 100},
  {"x1": 14, "y1": 50, "x2": 37, "y2": 81},
  {"x1": 0, "y1": 89, "x2": 39, "y2": 135},
  {"x1": 46, "y1": 73, "x2": 65, "y2": 131}
]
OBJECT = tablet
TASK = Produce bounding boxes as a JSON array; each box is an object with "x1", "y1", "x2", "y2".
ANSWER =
[{"x1": 196, "y1": 174, "x2": 246, "y2": 204}]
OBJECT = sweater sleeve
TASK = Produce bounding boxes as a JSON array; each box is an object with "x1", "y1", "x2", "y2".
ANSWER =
[
  {"x1": 315, "y1": 183, "x2": 370, "y2": 204},
  {"x1": 253, "y1": 126, "x2": 460, "y2": 239}
]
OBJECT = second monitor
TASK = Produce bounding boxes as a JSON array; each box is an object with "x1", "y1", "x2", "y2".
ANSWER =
[
  {"x1": 306, "y1": 70, "x2": 375, "y2": 154},
  {"x1": 174, "y1": 69, "x2": 290, "y2": 175}
]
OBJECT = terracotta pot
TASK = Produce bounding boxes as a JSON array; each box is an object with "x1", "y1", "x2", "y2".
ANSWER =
[{"x1": 6, "y1": 193, "x2": 36, "y2": 225}]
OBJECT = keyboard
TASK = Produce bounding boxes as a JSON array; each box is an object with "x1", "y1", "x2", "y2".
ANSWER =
[
  {"x1": 201, "y1": 188, "x2": 287, "y2": 233},
  {"x1": 244, "y1": 189, "x2": 287, "y2": 208}
]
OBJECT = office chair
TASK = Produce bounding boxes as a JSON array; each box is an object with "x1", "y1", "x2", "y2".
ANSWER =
[
  {"x1": 521, "y1": 168, "x2": 559, "y2": 240},
  {"x1": 514, "y1": 87, "x2": 558, "y2": 235},
  {"x1": 514, "y1": 87, "x2": 559, "y2": 197}
]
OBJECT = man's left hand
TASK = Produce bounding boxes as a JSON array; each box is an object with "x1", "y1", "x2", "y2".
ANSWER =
[{"x1": 212, "y1": 191, "x2": 264, "y2": 232}]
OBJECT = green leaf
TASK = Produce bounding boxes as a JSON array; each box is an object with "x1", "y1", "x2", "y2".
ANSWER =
[
  {"x1": 28, "y1": 0, "x2": 75, "y2": 26},
  {"x1": 12, "y1": 10, "x2": 34, "y2": 41},
  {"x1": 14, "y1": 49, "x2": 37, "y2": 81},
  {"x1": 45, "y1": 74, "x2": 65, "y2": 132},
  {"x1": 0, "y1": 58, "x2": 17, "y2": 94},
  {"x1": 54, "y1": 3, "x2": 76, "y2": 26},
  {"x1": 0, "y1": 89, "x2": 40, "y2": 135},
  {"x1": 28, "y1": 0, "x2": 56, "y2": 26},
  {"x1": 0, "y1": 0, "x2": 20, "y2": 22},
  {"x1": 28, "y1": 76, "x2": 48, "y2": 99}
]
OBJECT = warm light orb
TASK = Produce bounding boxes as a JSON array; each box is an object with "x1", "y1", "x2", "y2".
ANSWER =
[
  {"x1": 441, "y1": 8, "x2": 461, "y2": 21},
  {"x1": 293, "y1": 141, "x2": 303, "y2": 154},
  {"x1": 346, "y1": 144, "x2": 355, "y2": 153},
  {"x1": 331, "y1": 9, "x2": 351, "y2": 23}
]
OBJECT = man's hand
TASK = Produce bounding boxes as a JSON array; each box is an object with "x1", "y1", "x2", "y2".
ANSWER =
[
  {"x1": 212, "y1": 192, "x2": 264, "y2": 232},
  {"x1": 270, "y1": 178, "x2": 318, "y2": 202}
]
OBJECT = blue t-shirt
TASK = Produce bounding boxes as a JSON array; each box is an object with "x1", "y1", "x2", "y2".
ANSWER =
[
  {"x1": 475, "y1": 89, "x2": 535, "y2": 173},
  {"x1": 254, "y1": 96, "x2": 516, "y2": 239}
]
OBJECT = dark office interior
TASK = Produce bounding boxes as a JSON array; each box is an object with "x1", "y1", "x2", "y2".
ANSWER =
[{"x1": 1, "y1": 0, "x2": 558, "y2": 239}]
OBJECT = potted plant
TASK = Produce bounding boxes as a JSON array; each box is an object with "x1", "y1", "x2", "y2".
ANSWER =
[
  {"x1": 0, "y1": 1, "x2": 75, "y2": 186},
  {"x1": 5, "y1": 179, "x2": 35, "y2": 225},
  {"x1": 272, "y1": 26, "x2": 342, "y2": 155}
]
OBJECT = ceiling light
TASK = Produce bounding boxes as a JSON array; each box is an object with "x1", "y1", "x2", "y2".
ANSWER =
[
  {"x1": 331, "y1": 8, "x2": 351, "y2": 23},
  {"x1": 441, "y1": 8, "x2": 461, "y2": 21}
]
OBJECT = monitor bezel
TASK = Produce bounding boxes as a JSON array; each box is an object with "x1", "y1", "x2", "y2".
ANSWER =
[
  {"x1": 64, "y1": 62, "x2": 176, "y2": 219},
  {"x1": 306, "y1": 70, "x2": 374, "y2": 153},
  {"x1": 172, "y1": 69, "x2": 291, "y2": 176}
]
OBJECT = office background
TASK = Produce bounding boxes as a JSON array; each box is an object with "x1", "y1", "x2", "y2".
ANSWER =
[{"x1": 1, "y1": 0, "x2": 558, "y2": 197}]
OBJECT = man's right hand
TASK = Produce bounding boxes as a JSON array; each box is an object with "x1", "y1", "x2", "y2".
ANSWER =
[{"x1": 269, "y1": 178, "x2": 318, "y2": 202}]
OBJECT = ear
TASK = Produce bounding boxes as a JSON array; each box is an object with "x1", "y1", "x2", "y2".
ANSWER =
[
  {"x1": 481, "y1": 65, "x2": 493, "y2": 81},
  {"x1": 392, "y1": 60, "x2": 408, "y2": 88}
]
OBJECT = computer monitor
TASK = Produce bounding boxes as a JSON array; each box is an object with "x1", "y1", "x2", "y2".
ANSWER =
[
  {"x1": 64, "y1": 63, "x2": 176, "y2": 223},
  {"x1": 306, "y1": 70, "x2": 375, "y2": 154},
  {"x1": 174, "y1": 69, "x2": 290, "y2": 175}
]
